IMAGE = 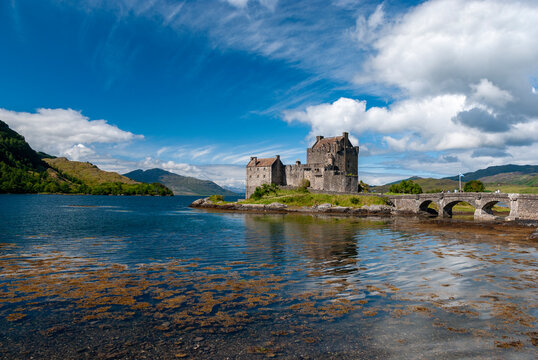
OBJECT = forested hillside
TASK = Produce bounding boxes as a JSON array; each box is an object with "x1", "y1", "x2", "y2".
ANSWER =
[{"x1": 0, "y1": 120, "x2": 172, "y2": 196}]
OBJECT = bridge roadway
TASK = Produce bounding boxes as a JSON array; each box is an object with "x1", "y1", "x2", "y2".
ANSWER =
[{"x1": 388, "y1": 192, "x2": 538, "y2": 221}]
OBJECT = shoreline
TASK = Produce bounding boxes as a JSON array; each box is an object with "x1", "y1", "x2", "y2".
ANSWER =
[{"x1": 190, "y1": 197, "x2": 538, "y2": 239}]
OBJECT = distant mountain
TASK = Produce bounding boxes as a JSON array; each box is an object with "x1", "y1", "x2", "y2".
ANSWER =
[
  {"x1": 443, "y1": 164, "x2": 538, "y2": 182},
  {"x1": 222, "y1": 185, "x2": 246, "y2": 195},
  {"x1": 124, "y1": 168, "x2": 237, "y2": 196},
  {"x1": 0, "y1": 119, "x2": 172, "y2": 195}
]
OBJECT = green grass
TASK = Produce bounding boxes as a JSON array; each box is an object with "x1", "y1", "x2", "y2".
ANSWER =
[
  {"x1": 44, "y1": 157, "x2": 139, "y2": 186},
  {"x1": 484, "y1": 184, "x2": 538, "y2": 194},
  {"x1": 241, "y1": 188, "x2": 388, "y2": 208}
]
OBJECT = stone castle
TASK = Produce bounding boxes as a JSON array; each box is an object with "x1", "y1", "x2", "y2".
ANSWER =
[{"x1": 246, "y1": 132, "x2": 359, "y2": 198}]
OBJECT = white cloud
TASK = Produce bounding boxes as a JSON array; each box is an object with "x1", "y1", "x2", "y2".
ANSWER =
[
  {"x1": 0, "y1": 108, "x2": 143, "y2": 157},
  {"x1": 63, "y1": 144, "x2": 96, "y2": 161},
  {"x1": 284, "y1": 95, "x2": 474, "y2": 151},
  {"x1": 360, "y1": 0, "x2": 538, "y2": 97},
  {"x1": 470, "y1": 79, "x2": 514, "y2": 107}
]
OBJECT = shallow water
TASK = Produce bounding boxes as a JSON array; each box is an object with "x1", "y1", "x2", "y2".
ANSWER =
[{"x1": 0, "y1": 194, "x2": 536, "y2": 359}]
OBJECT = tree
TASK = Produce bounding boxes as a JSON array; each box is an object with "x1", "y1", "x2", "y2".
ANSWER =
[
  {"x1": 358, "y1": 180, "x2": 369, "y2": 192},
  {"x1": 389, "y1": 180, "x2": 423, "y2": 194},
  {"x1": 463, "y1": 180, "x2": 485, "y2": 192}
]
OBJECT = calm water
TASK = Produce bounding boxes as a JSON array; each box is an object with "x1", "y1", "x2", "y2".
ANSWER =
[{"x1": 0, "y1": 194, "x2": 536, "y2": 359}]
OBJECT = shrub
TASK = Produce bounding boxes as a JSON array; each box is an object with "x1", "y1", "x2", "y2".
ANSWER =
[
  {"x1": 350, "y1": 197, "x2": 360, "y2": 205},
  {"x1": 358, "y1": 180, "x2": 369, "y2": 193},
  {"x1": 251, "y1": 183, "x2": 279, "y2": 200},
  {"x1": 298, "y1": 178, "x2": 310, "y2": 193},
  {"x1": 209, "y1": 194, "x2": 224, "y2": 202},
  {"x1": 463, "y1": 180, "x2": 485, "y2": 192},
  {"x1": 389, "y1": 180, "x2": 423, "y2": 194}
]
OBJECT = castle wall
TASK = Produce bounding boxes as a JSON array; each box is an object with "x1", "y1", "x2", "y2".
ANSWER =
[
  {"x1": 272, "y1": 160, "x2": 285, "y2": 186},
  {"x1": 246, "y1": 166, "x2": 273, "y2": 198},
  {"x1": 308, "y1": 171, "x2": 324, "y2": 190},
  {"x1": 307, "y1": 147, "x2": 330, "y2": 165},
  {"x1": 335, "y1": 147, "x2": 359, "y2": 175},
  {"x1": 284, "y1": 164, "x2": 305, "y2": 187},
  {"x1": 322, "y1": 171, "x2": 358, "y2": 193}
]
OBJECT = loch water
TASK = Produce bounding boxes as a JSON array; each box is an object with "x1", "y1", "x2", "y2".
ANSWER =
[{"x1": 0, "y1": 194, "x2": 536, "y2": 359}]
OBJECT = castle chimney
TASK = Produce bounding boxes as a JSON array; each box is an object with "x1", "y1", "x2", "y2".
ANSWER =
[
  {"x1": 275, "y1": 155, "x2": 280, "y2": 160},
  {"x1": 342, "y1": 132, "x2": 349, "y2": 140},
  {"x1": 250, "y1": 156, "x2": 257, "y2": 163},
  {"x1": 296, "y1": 160, "x2": 301, "y2": 165},
  {"x1": 316, "y1": 135, "x2": 324, "y2": 142}
]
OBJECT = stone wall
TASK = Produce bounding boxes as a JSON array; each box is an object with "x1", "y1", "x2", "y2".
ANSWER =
[
  {"x1": 511, "y1": 194, "x2": 538, "y2": 220},
  {"x1": 272, "y1": 160, "x2": 285, "y2": 186},
  {"x1": 322, "y1": 171, "x2": 358, "y2": 193},
  {"x1": 284, "y1": 164, "x2": 306, "y2": 187},
  {"x1": 246, "y1": 166, "x2": 273, "y2": 198}
]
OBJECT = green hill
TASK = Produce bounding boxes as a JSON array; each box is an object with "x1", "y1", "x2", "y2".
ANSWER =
[
  {"x1": 124, "y1": 168, "x2": 237, "y2": 196},
  {"x1": 0, "y1": 120, "x2": 48, "y2": 171},
  {"x1": 0, "y1": 120, "x2": 172, "y2": 196},
  {"x1": 372, "y1": 178, "x2": 460, "y2": 193},
  {"x1": 443, "y1": 164, "x2": 538, "y2": 182},
  {"x1": 372, "y1": 164, "x2": 538, "y2": 194},
  {"x1": 44, "y1": 157, "x2": 140, "y2": 186},
  {"x1": 478, "y1": 172, "x2": 538, "y2": 187}
]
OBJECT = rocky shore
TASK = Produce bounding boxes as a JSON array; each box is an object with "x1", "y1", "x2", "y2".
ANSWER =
[{"x1": 190, "y1": 197, "x2": 394, "y2": 216}]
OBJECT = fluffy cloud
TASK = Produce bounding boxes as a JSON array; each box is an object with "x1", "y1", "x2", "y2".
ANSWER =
[
  {"x1": 286, "y1": 0, "x2": 538, "y2": 175},
  {"x1": 0, "y1": 108, "x2": 143, "y2": 156},
  {"x1": 359, "y1": 0, "x2": 538, "y2": 96}
]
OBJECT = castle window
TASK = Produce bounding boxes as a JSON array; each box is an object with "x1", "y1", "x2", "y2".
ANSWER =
[
  {"x1": 257, "y1": 175, "x2": 259, "y2": 178},
  {"x1": 263, "y1": 175, "x2": 265, "y2": 178}
]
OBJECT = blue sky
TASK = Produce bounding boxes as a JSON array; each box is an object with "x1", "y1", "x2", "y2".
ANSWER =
[{"x1": 1, "y1": 0, "x2": 537, "y2": 189}]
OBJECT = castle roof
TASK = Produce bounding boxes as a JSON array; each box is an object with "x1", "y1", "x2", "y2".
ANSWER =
[
  {"x1": 312, "y1": 135, "x2": 353, "y2": 149},
  {"x1": 247, "y1": 157, "x2": 278, "y2": 167}
]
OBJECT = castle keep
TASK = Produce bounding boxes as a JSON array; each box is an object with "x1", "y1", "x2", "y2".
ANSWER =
[{"x1": 246, "y1": 132, "x2": 359, "y2": 198}]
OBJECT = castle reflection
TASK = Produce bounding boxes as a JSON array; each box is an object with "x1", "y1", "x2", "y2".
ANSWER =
[{"x1": 244, "y1": 214, "x2": 389, "y2": 276}]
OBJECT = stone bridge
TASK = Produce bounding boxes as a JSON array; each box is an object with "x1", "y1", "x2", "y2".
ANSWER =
[{"x1": 388, "y1": 193, "x2": 538, "y2": 221}]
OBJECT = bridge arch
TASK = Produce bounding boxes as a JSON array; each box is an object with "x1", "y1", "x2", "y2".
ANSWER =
[
  {"x1": 441, "y1": 200, "x2": 476, "y2": 218},
  {"x1": 475, "y1": 200, "x2": 510, "y2": 219},
  {"x1": 418, "y1": 200, "x2": 439, "y2": 216}
]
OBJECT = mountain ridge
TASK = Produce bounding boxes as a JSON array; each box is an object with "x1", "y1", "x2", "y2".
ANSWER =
[
  {"x1": 443, "y1": 164, "x2": 538, "y2": 182},
  {"x1": 124, "y1": 168, "x2": 237, "y2": 196}
]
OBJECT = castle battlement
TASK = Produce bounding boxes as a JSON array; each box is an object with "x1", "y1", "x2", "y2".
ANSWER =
[{"x1": 246, "y1": 132, "x2": 359, "y2": 198}]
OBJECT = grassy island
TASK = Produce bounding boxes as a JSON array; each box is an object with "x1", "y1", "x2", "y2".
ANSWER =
[{"x1": 212, "y1": 187, "x2": 389, "y2": 208}]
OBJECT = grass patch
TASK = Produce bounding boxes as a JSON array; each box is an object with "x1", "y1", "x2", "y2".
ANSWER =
[
  {"x1": 208, "y1": 194, "x2": 224, "y2": 203},
  {"x1": 242, "y1": 188, "x2": 388, "y2": 208},
  {"x1": 484, "y1": 184, "x2": 538, "y2": 194}
]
